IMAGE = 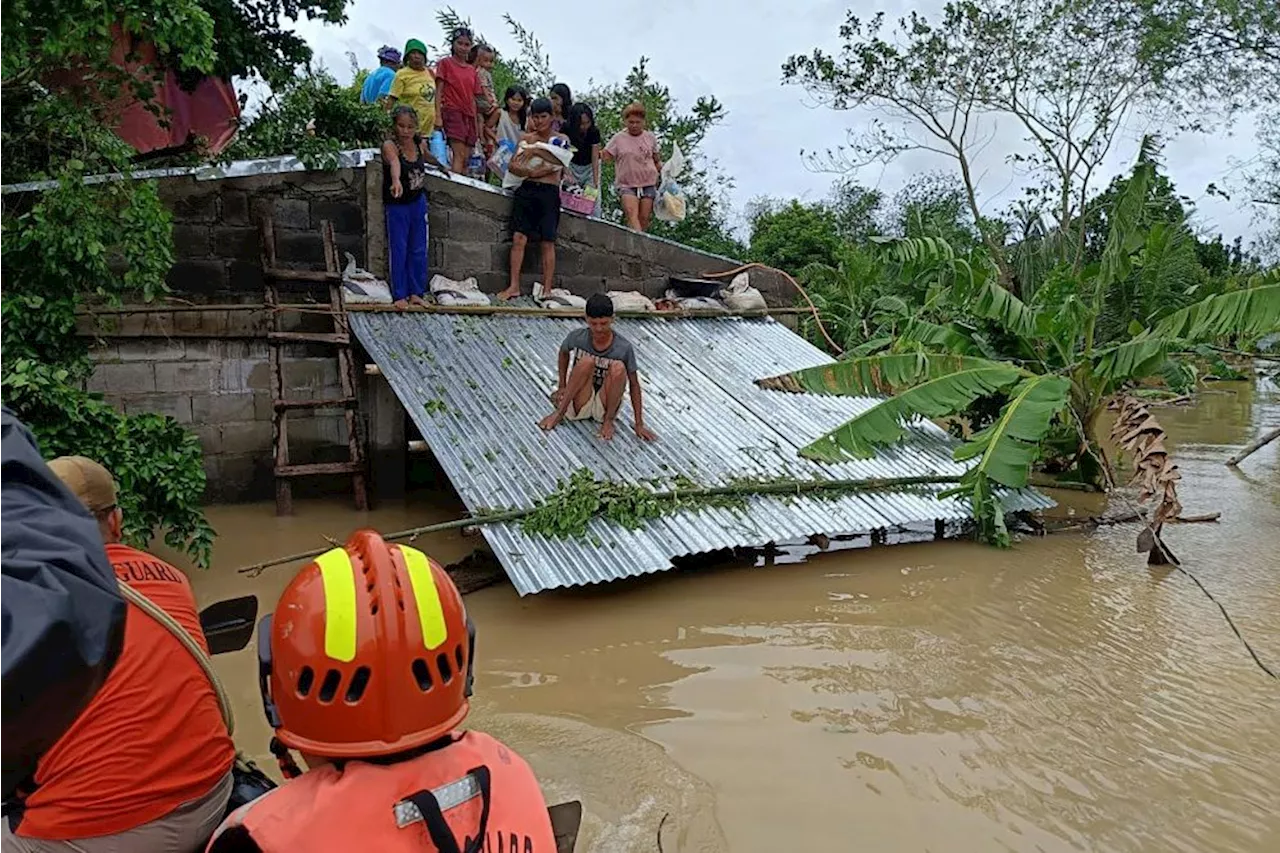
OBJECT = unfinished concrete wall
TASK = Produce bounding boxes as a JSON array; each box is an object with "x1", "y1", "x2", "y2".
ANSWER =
[
  {"x1": 367, "y1": 167, "x2": 792, "y2": 302},
  {"x1": 71, "y1": 158, "x2": 790, "y2": 502}
]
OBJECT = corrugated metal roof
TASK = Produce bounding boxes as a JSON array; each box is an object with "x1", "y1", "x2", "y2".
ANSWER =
[{"x1": 351, "y1": 313, "x2": 1053, "y2": 595}]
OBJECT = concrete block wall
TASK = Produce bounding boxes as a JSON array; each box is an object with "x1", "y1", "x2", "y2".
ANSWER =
[{"x1": 73, "y1": 158, "x2": 790, "y2": 501}]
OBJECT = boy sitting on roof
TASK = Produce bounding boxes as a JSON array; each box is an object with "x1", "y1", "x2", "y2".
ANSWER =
[{"x1": 538, "y1": 294, "x2": 658, "y2": 442}]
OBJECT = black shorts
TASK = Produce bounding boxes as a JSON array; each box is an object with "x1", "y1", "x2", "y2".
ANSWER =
[{"x1": 511, "y1": 181, "x2": 561, "y2": 241}]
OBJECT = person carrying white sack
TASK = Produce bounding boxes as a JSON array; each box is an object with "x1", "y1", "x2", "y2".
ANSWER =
[{"x1": 498, "y1": 97, "x2": 571, "y2": 301}]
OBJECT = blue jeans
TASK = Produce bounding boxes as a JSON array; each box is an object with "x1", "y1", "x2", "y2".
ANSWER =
[{"x1": 386, "y1": 194, "x2": 428, "y2": 301}]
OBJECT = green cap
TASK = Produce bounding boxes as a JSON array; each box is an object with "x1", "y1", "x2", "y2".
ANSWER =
[{"x1": 404, "y1": 39, "x2": 427, "y2": 60}]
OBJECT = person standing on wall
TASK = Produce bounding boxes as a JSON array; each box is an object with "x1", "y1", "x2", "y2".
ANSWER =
[
  {"x1": 548, "y1": 83, "x2": 572, "y2": 135},
  {"x1": 385, "y1": 39, "x2": 437, "y2": 139},
  {"x1": 204, "y1": 530, "x2": 558, "y2": 852},
  {"x1": 433, "y1": 27, "x2": 485, "y2": 174},
  {"x1": 498, "y1": 98, "x2": 568, "y2": 302},
  {"x1": 382, "y1": 106, "x2": 445, "y2": 311},
  {"x1": 360, "y1": 46, "x2": 401, "y2": 106},
  {"x1": 2, "y1": 456, "x2": 235, "y2": 853},
  {"x1": 602, "y1": 102, "x2": 663, "y2": 232},
  {"x1": 564, "y1": 102, "x2": 602, "y2": 216}
]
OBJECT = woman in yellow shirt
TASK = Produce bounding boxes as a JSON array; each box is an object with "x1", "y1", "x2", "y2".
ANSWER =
[{"x1": 385, "y1": 39, "x2": 436, "y2": 138}]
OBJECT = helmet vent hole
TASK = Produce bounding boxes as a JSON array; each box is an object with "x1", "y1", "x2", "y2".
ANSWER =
[
  {"x1": 437, "y1": 653, "x2": 454, "y2": 684},
  {"x1": 345, "y1": 666, "x2": 371, "y2": 703},
  {"x1": 412, "y1": 658, "x2": 434, "y2": 691},
  {"x1": 297, "y1": 666, "x2": 315, "y2": 697},
  {"x1": 454, "y1": 644, "x2": 465, "y2": 671},
  {"x1": 318, "y1": 669, "x2": 342, "y2": 703},
  {"x1": 370, "y1": 599, "x2": 380, "y2": 615}
]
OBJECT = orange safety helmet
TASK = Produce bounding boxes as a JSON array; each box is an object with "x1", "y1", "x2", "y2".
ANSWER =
[{"x1": 256, "y1": 529, "x2": 475, "y2": 758}]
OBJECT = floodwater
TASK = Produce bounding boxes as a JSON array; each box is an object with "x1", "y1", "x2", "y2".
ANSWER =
[{"x1": 176, "y1": 374, "x2": 1280, "y2": 852}]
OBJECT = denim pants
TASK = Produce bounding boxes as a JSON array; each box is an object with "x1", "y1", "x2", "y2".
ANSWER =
[{"x1": 386, "y1": 194, "x2": 428, "y2": 301}]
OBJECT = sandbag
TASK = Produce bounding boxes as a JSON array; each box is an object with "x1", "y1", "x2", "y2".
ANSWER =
[
  {"x1": 430, "y1": 274, "x2": 491, "y2": 307},
  {"x1": 2, "y1": 409, "x2": 127, "y2": 798},
  {"x1": 721, "y1": 271, "x2": 767, "y2": 312},
  {"x1": 533, "y1": 281, "x2": 587, "y2": 309},
  {"x1": 661, "y1": 289, "x2": 728, "y2": 312},
  {"x1": 607, "y1": 290, "x2": 656, "y2": 312}
]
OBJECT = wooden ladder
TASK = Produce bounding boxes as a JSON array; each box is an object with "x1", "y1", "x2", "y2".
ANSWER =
[{"x1": 258, "y1": 216, "x2": 368, "y2": 515}]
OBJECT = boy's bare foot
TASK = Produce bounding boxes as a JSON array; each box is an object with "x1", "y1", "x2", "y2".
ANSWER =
[
  {"x1": 538, "y1": 413, "x2": 562, "y2": 431},
  {"x1": 598, "y1": 421, "x2": 616, "y2": 441},
  {"x1": 393, "y1": 299, "x2": 409, "y2": 311},
  {"x1": 496, "y1": 287, "x2": 520, "y2": 301},
  {"x1": 408, "y1": 295, "x2": 427, "y2": 307}
]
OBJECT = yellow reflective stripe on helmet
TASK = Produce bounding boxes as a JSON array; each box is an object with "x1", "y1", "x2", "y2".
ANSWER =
[
  {"x1": 398, "y1": 545, "x2": 448, "y2": 650},
  {"x1": 316, "y1": 548, "x2": 357, "y2": 662}
]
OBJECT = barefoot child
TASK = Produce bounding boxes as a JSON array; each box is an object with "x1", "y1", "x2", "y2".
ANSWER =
[
  {"x1": 381, "y1": 106, "x2": 445, "y2": 310},
  {"x1": 470, "y1": 44, "x2": 500, "y2": 157},
  {"x1": 498, "y1": 98, "x2": 568, "y2": 301}
]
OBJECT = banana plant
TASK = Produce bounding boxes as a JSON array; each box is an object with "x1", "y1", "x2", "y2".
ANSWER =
[{"x1": 759, "y1": 150, "x2": 1280, "y2": 544}]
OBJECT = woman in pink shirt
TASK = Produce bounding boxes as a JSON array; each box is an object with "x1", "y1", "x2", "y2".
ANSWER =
[
  {"x1": 433, "y1": 27, "x2": 485, "y2": 173},
  {"x1": 603, "y1": 102, "x2": 663, "y2": 232}
]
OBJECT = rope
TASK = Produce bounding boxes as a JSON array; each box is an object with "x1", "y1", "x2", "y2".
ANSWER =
[
  {"x1": 704, "y1": 262, "x2": 845, "y2": 355},
  {"x1": 1172, "y1": 563, "x2": 1277, "y2": 679},
  {"x1": 117, "y1": 581, "x2": 237, "y2": 733}
]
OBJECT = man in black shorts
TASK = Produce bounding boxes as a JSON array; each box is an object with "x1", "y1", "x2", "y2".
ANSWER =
[
  {"x1": 538, "y1": 294, "x2": 658, "y2": 442},
  {"x1": 498, "y1": 97, "x2": 568, "y2": 301}
]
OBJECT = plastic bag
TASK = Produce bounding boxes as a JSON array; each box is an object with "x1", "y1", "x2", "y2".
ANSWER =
[
  {"x1": 488, "y1": 138, "x2": 516, "y2": 179},
  {"x1": 653, "y1": 142, "x2": 688, "y2": 223},
  {"x1": 720, "y1": 271, "x2": 767, "y2": 312}
]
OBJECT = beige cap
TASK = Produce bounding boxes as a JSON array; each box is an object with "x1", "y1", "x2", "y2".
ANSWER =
[{"x1": 47, "y1": 456, "x2": 119, "y2": 514}]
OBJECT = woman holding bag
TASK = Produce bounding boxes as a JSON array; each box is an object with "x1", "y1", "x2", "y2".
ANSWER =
[{"x1": 602, "y1": 102, "x2": 662, "y2": 232}]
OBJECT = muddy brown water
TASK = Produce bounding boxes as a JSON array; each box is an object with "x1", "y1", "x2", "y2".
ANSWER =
[{"x1": 172, "y1": 376, "x2": 1280, "y2": 852}]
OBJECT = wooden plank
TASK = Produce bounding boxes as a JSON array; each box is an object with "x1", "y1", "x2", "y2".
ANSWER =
[
  {"x1": 273, "y1": 397, "x2": 358, "y2": 411},
  {"x1": 266, "y1": 331, "x2": 350, "y2": 345},
  {"x1": 275, "y1": 462, "x2": 366, "y2": 477},
  {"x1": 264, "y1": 268, "x2": 343, "y2": 282}
]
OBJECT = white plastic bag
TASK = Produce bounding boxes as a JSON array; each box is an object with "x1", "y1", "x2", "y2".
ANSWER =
[
  {"x1": 720, "y1": 271, "x2": 767, "y2": 312},
  {"x1": 533, "y1": 281, "x2": 587, "y2": 309},
  {"x1": 430, "y1": 274, "x2": 491, "y2": 306},
  {"x1": 608, "y1": 290, "x2": 656, "y2": 312},
  {"x1": 653, "y1": 143, "x2": 688, "y2": 223}
]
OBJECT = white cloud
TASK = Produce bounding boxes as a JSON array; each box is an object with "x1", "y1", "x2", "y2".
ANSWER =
[{"x1": 293, "y1": 0, "x2": 1263, "y2": 243}]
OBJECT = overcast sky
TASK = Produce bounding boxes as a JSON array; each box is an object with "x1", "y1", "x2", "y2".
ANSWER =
[{"x1": 292, "y1": 0, "x2": 1266, "y2": 244}]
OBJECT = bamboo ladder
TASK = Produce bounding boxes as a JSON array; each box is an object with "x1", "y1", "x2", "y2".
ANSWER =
[{"x1": 258, "y1": 216, "x2": 368, "y2": 515}]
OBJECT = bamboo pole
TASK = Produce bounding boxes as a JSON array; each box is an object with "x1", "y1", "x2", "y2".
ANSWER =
[
  {"x1": 235, "y1": 475, "x2": 962, "y2": 577},
  {"x1": 1226, "y1": 426, "x2": 1280, "y2": 467}
]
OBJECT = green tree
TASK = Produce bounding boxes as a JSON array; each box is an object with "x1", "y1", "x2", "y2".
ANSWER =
[
  {"x1": 783, "y1": 0, "x2": 1280, "y2": 290},
  {"x1": 224, "y1": 64, "x2": 387, "y2": 168},
  {"x1": 746, "y1": 199, "x2": 843, "y2": 273},
  {"x1": 760, "y1": 146, "x2": 1280, "y2": 543}
]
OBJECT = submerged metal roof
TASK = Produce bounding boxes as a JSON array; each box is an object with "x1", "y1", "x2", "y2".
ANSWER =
[{"x1": 351, "y1": 313, "x2": 1053, "y2": 595}]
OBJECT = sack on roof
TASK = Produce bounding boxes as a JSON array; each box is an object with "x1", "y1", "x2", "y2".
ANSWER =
[
  {"x1": 720, "y1": 272, "x2": 766, "y2": 312},
  {"x1": 607, "y1": 291, "x2": 656, "y2": 312},
  {"x1": 533, "y1": 281, "x2": 587, "y2": 309},
  {"x1": 430, "y1": 274, "x2": 491, "y2": 306}
]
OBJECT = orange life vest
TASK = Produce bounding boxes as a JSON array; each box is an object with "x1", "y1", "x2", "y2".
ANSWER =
[{"x1": 207, "y1": 731, "x2": 555, "y2": 853}]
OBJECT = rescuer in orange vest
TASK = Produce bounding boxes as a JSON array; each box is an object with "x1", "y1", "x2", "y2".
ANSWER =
[{"x1": 205, "y1": 530, "x2": 557, "y2": 852}]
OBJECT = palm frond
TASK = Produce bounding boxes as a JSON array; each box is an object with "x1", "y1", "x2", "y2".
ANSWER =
[
  {"x1": 798, "y1": 363, "x2": 1025, "y2": 462},
  {"x1": 1092, "y1": 335, "x2": 1170, "y2": 382},
  {"x1": 969, "y1": 278, "x2": 1038, "y2": 338},
  {"x1": 871, "y1": 235, "x2": 956, "y2": 265},
  {"x1": 898, "y1": 318, "x2": 981, "y2": 355},
  {"x1": 952, "y1": 374, "x2": 1073, "y2": 489},
  {"x1": 1151, "y1": 284, "x2": 1280, "y2": 342},
  {"x1": 1097, "y1": 157, "x2": 1155, "y2": 292},
  {"x1": 756, "y1": 353, "x2": 1013, "y2": 396}
]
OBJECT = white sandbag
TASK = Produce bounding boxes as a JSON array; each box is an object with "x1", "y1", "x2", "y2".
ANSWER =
[
  {"x1": 533, "y1": 281, "x2": 587, "y2": 309},
  {"x1": 662, "y1": 289, "x2": 728, "y2": 312},
  {"x1": 343, "y1": 279, "x2": 393, "y2": 303},
  {"x1": 721, "y1": 271, "x2": 767, "y2": 312},
  {"x1": 430, "y1": 274, "x2": 491, "y2": 306},
  {"x1": 607, "y1": 290, "x2": 656, "y2": 312}
]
